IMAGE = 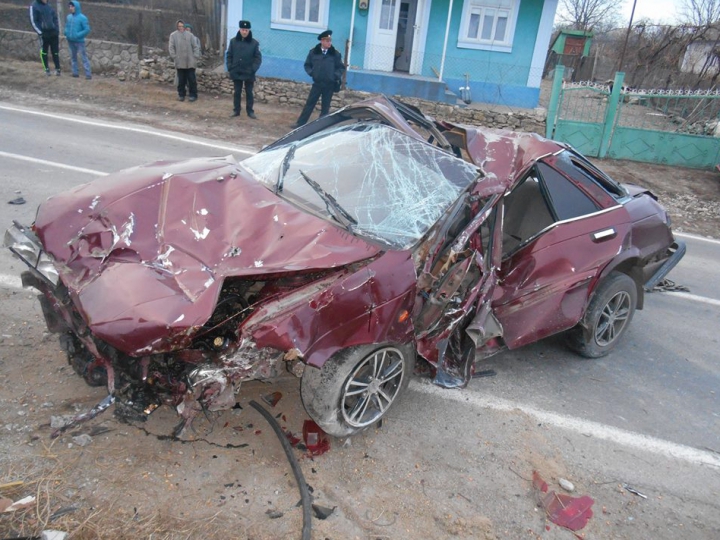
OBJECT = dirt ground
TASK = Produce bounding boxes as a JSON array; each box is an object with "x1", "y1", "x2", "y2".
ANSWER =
[{"x1": 1, "y1": 58, "x2": 720, "y2": 540}]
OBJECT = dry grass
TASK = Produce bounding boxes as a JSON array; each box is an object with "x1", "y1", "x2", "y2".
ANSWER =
[{"x1": 0, "y1": 433, "x2": 288, "y2": 539}]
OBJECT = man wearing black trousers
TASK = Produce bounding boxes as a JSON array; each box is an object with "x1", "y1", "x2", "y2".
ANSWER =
[
  {"x1": 226, "y1": 20, "x2": 262, "y2": 119},
  {"x1": 29, "y1": 0, "x2": 61, "y2": 75},
  {"x1": 293, "y1": 30, "x2": 345, "y2": 128}
]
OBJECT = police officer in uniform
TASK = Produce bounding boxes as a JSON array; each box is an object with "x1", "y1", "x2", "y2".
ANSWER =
[{"x1": 293, "y1": 29, "x2": 345, "y2": 127}]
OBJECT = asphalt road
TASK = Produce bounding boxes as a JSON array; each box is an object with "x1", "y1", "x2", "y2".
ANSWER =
[{"x1": 1, "y1": 102, "x2": 719, "y2": 537}]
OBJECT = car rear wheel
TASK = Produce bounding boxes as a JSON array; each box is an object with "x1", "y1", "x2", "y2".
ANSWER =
[
  {"x1": 566, "y1": 272, "x2": 637, "y2": 358},
  {"x1": 301, "y1": 344, "x2": 415, "y2": 438}
]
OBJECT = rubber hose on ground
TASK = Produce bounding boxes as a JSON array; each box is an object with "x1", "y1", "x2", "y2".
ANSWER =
[{"x1": 249, "y1": 399, "x2": 312, "y2": 540}]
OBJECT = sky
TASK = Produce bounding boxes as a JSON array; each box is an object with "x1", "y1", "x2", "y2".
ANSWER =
[
  {"x1": 620, "y1": 0, "x2": 682, "y2": 24},
  {"x1": 556, "y1": 0, "x2": 685, "y2": 26}
]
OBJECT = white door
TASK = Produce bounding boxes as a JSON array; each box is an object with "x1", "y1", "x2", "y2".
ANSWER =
[
  {"x1": 364, "y1": 0, "x2": 402, "y2": 72},
  {"x1": 227, "y1": 0, "x2": 243, "y2": 49},
  {"x1": 394, "y1": 0, "x2": 418, "y2": 72}
]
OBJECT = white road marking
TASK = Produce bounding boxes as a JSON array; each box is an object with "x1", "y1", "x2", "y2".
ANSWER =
[
  {"x1": 0, "y1": 103, "x2": 255, "y2": 156},
  {"x1": 669, "y1": 291, "x2": 720, "y2": 307},
  {"x1": 675, "y1": 232, "x2": 720, "y2": 245},
  {"x1": 0, "y1": 150, "x2": 108, "y2": 176},
  {"x1": 411, "y1": 380, "x2": 720, "y2": 468}
]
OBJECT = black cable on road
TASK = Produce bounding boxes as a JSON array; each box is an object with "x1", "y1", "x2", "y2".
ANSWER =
[{"x1": 249, "y1": 399, "x2": 312, "y2": 540}]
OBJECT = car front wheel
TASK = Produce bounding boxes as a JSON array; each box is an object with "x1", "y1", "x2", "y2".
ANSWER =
[
  {"x1": 566, "y1": 272, "x2": 637, "y2": 358},
  {"x1": 301, "y1": 344, "x2": 415, "y2": 438}
]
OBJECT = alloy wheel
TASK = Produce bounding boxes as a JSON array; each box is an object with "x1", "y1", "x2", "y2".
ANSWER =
[{"x1": 340, "y1": 347, "x2": 405, "y2": 428}]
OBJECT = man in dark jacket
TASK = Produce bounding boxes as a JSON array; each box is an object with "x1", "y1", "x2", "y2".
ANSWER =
[
  {"x1": 293, "y1": 29, "x2": 345, "y2": 128},
  {"x1": 65, "y1": 1, "x2": 92, "y2": 79},
  {"x1": 226, "y1": 20, "x2": 262, "y2": 119},
  {"x1": 29, "y1": 0, "x2": 61, "y2": 75}
]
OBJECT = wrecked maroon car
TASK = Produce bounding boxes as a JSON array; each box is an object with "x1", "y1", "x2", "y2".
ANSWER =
[{"x1": 5, "y1": 96, "x2": 684, "y2": 437}]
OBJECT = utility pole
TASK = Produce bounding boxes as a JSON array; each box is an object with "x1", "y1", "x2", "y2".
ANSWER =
[{"x1": 618, "y1": 0, "x2": 638, "y2": 72}]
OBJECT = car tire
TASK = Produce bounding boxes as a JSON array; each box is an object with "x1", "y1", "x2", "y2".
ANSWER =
[
  {"x1": 59, "y1": 331, "x2": 108, "y2": 387},
  {"x1": 566, "y1": 272, "x2": 637, "y2": 358},
  {"x1": 300, "y1": 343, "x2": 415, "y2": 438}
]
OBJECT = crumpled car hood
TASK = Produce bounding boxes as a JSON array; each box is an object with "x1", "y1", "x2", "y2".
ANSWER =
[{"x1": 34, "y1": 156, "x2": 380, "y2": 355}]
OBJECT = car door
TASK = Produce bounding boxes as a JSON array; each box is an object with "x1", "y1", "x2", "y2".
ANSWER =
[
  {"x1": 414, "y1": 194, "x2": 500, "y2": 387},
  {"x1": 493, "y1": 158, "x2": 631, "y2": 350}
]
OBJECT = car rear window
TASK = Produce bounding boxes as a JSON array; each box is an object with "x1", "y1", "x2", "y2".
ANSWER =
[
  {"x1": 537, "y1": 163, "x2": 600, "y2": 220},
  {"x1": 552, "y1": 150, "x2": 627, "y2": 201}
]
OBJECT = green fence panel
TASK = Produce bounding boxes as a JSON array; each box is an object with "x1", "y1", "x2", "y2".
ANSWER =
[
  {"x1": 549, "y1": 80, "x2": 611, "y2": 157},
  {"x1": 554, "y1": 121, "x2": 604, "y2": 156},
  {"x1": 548, "y1": 73, "x2": 720, "y2": 169},
  {"x1": 608, "y1": 127, "x2": 720, "y2": 169}
]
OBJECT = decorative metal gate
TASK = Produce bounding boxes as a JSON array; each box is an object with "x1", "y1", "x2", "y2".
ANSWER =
[{"x1": 546, "y1": 66, "x2": 720, "y2": 170}]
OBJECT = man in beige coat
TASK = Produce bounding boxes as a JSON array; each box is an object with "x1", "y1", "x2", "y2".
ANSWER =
[{"x1": 168, "y1": 20, "x2": 200, "y2": 102}]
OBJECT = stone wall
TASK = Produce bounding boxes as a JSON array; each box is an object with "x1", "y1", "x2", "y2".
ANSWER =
[
  {"x1": 0, "y1": 29, "x2": 158, "y2": 74},
  {"x1": 1, "y1": 28, "x2": 547, "y2": 135}
]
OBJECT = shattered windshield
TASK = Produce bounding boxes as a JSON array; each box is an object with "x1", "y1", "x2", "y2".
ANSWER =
[{"x1": 241, "y1": 123, "x2": 481, "y2": 249}]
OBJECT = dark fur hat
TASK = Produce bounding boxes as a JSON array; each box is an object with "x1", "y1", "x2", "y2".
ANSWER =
[{"x1": 239, "y1": 20, "x2": 251, "y2": 29}]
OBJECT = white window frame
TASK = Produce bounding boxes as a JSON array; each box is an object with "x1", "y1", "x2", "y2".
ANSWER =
[
  {"x1": 457, "y1": 0, "x2": 520, "y2": 53},
  {"x1": 271, "y1": 0, "x2": 330, "y2": 34}
]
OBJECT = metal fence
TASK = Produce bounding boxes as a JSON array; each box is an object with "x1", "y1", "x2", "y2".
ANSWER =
[
  {"x1": 548, "y1": 67, "x2": 720, "y2": 169},
  {"x1": 616, "y1": 90, "x2": 720, "y2": 136},
  {"x1": 0, "y1": 0, "x2": 224, "y2": 52}
]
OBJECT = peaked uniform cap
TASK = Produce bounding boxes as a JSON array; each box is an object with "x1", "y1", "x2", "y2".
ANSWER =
[{"x1": 317, "y1": 29, "x2": 332, "y2": 40}]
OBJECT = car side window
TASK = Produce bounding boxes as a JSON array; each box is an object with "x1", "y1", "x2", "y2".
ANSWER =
[
  {"x1": 537, "y1": 162, "x2": 599, "y2": 220},
  {"x1": 502, "y1": 174, "x2": 554, "y2": 254},
  {"x1": 550, "y1": 150, "x2": 626, "y2": 204}
]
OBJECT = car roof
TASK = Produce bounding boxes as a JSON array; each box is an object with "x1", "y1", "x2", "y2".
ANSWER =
[{"x1": 286, "y1": 95, "x2": 566, "y2": 197}]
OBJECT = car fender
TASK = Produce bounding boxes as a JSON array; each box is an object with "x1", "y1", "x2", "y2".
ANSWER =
[
  {"x1": 247, "y1": 250, "x2": 417, "y2": 369},
  {"x1": 595, "y1": 247, "x2": 645, "y2": 310}
]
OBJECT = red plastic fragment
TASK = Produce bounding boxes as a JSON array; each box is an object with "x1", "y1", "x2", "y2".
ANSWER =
[
  {"x1": 532, "y1": 470, "x2": 549, "y2": 493},
  {"x1": 533, "y1": 471, "x2": 594, "y2": 532},
  {"x1": 284, "y1": 429, "x2": 301, "y2": 447},
  {"x1": 302, "y1": 420, "x2": 330, "y2": 456},
  {"x1": 262, "y1": 391, "x2": 283, "y2": 407}
]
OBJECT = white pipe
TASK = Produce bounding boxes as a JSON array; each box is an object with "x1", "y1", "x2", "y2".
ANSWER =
[
  {"x1": 439, "y1": 0, "x2": 454, "y2": 80},
  {"x1": 348, "y1": 0, "x2": 357, "y2": 69}
]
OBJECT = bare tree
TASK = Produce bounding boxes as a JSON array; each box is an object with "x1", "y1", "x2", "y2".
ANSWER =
[
  {"x1": 680, "y1": 0, "x2": 720, "y2": 25},
  {"x1": 557, "y1": 0, "x2": 621, "y2": 32}
]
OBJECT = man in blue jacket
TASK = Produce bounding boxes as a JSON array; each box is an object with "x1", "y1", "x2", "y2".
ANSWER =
[
  {"x1": 65, "y1": 1, "x2": 92, "y2": 79},
  {"x1": 293, "y1": 30, "x2": 345, "y2": 128},
  {"x1": 29, "y1": 0, "x2": 60, "y2": 75}
]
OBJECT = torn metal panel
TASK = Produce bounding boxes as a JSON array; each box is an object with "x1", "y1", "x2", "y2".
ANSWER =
[{"x1": 439, "y1": 122, "x2": 562, "y2": 193}]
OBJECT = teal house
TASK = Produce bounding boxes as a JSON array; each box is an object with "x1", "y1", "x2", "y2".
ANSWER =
[{"x1": 228, "y1": 0, "x2": 559, "y2": 108}]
